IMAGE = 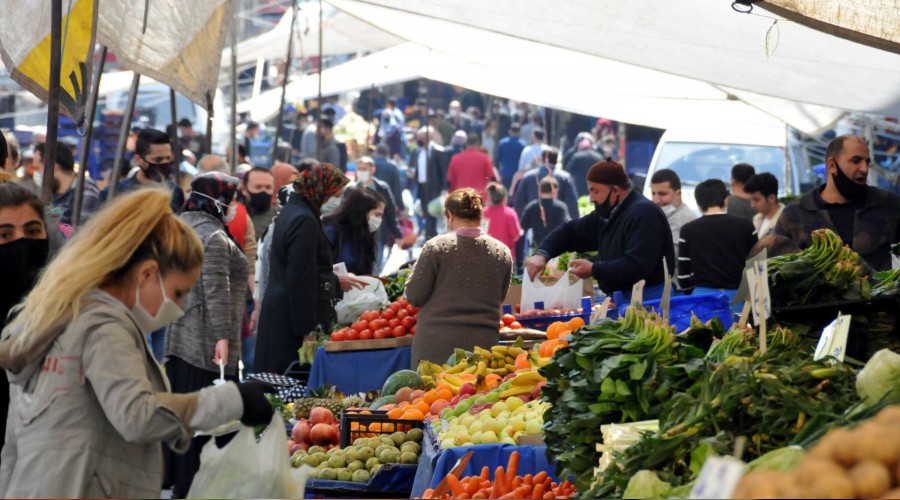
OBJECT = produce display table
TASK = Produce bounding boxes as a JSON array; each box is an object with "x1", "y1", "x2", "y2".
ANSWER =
[
  {"x1": 304, "y1": 464, "x2": 417, "y2": 499},
  {"x1": 411, "y1": 428, "x2": 559, "y2": 498},
  {"x1": 306, "y1": 345, "x2": 412, "y2": 395}
]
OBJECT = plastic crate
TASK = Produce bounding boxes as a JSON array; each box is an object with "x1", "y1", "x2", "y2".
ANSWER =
[
  {"x1": 618, "y1": 292, "x2": 733, "y2": 333},
  {"x1": 503, "y1": 296, "x2": 593, "y2": 331},
  {"x1": 338, "y1": 409, "x2": 423, "y2": 448}
]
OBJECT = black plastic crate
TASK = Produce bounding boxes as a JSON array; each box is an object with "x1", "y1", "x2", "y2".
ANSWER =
[{"x1": 338, "y1": 409, "x2": 423, "y2": 448}]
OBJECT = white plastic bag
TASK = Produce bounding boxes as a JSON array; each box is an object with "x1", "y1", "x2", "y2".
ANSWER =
[
  {"x1": 334, "y1": 275, "x2": 390, "y2": 324},
  {"x1": 520, "y1": 270, "x2": 584, "y2": 312},
  {"x1": 188, "y1": 413, "x2": 312, "y2": 499}
]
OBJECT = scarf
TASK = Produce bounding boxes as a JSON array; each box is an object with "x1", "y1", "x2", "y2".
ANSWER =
[{"x1": 291, "y1": 163, "x2": 349, "y2": 214}]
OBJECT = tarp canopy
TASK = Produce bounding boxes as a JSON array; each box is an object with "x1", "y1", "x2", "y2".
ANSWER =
[
  {"x1": 756, "y1": 0, "x2": 900, "y2": 55},
  {"x1": 220, "y1": 6, "x2": 401, "y2": 69},
  {"x1": 326, "y1": 0, "x2": 900, "y2": 131}
]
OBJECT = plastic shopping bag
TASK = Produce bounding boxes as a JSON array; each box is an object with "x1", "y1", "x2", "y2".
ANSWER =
[
  {"x1": 188, "y1": 413, "x2": 312, "y2": 499},
  {"x1": 520, "y1": 270, "x2": 584, "y2": 312},
  {"x1": 334, "y1": 275, "x2": 390, "y2": 324}
]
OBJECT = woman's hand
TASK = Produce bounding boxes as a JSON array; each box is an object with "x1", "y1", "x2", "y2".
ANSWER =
[
  {"x1": 213, "y1": 338, "x2": 229, "y2": 365},
  {"x1": 339, "y1": 274, "x2": 367, "y2": 292}
]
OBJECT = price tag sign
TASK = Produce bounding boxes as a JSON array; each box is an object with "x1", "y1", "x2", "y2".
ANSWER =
[
  {"x1": 591, "y1": 296, "x2": 612, "y2": 324},
  {"x1": 814, "y1": 314, "x2": 851, "y2": 362},
  {"x1": 745, "y1": 261, "x2": 770, "y2": 325},
  {"x1": 631, "y1": 279, "x2": 646, "y2": 308},
  {"x1": 689, "y1": 456, "x2": 746, "y2": 500},
  {"x1": 661, "y1": 259, "x2": 673, "y2": 322},
  {"x1": 332, "y1": 262, "x2": 348, "y2": 277}
]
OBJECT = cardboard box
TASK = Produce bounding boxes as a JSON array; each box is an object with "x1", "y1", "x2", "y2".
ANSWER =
[{"x1": 501, "y1": 283, "x2": 522, "y2": 315}]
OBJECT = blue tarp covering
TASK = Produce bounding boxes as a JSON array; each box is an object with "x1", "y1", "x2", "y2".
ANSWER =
[{"x1": 306, "y1": 345, "x2": 412, "y2": 395}]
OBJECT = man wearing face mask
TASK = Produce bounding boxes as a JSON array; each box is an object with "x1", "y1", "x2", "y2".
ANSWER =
[
  {"x1": 239, "y1": 167, "x2": 277, "y2": 237},
  {"x1": 775, "y1": 135, "x2": 900, "y2": 271},
  {"x1": 524, "y1": 159, "x2": 674, "y2": 303},
  {"x1": 32, "y1": 142, "x2": 100, "y2": 225},
  {"x1": 97, "y1": 128, "x2": 185, "y2": 213},
  {"x1": 346, "y1": 156, "x2": 402, "y2": 273}
]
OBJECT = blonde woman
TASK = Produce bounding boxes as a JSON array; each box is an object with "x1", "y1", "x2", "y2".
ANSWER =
[{"x1": 0, "y1": 189, "x2": 273, "y2": 498}]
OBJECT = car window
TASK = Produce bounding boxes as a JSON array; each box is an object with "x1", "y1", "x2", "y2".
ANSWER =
[{"x1": 655, "y1": 142, "x2": 786, "y2": 188}]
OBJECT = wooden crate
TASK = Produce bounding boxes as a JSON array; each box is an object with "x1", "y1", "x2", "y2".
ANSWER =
[{"x1": 324, "y1": 334, "x2": 414, "y2": 352}]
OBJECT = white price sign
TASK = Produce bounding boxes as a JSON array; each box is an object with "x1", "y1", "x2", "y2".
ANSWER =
[
  {"x1": 814, "y1": 314, "x2": 851, "y2": 362},
  {"x1": 689, "y1": 456, "x2": 746, "y2": 500}
]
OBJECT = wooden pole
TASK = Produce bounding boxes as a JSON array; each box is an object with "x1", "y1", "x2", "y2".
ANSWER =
[
  {"x1": 230, "y1": 8, "x2": 239, "y2": 172},
  {"x1": 41, "y1": 0, "x2": 63, "y2": 205},
  {"x1": 168, "y1": 88, "x2": 180, "y2": 184},
  {"x1": 108, "y1": 73, "x2": 140, "y2": 199},
  {"x1": 72, "y1": 45, "x2": 107, "y2": 228},
  {"x1": 274, "y1": 0, "x2": 298, "y2": 163},
  {"x1": 315, "y1": 0, "x2": 323, "y2": 162}
]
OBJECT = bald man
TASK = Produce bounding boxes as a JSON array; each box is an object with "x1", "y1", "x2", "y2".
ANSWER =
[{"x1": 198, "y1": 154, "x2": 230, "y2": 174}]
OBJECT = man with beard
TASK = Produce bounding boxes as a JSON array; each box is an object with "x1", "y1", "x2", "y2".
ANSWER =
[
  {"x1": 97, "y1": 128, "x2": 185, "y2": 212},
  {"x1": 524, "y1": 158, "x2": 673, "y2": 303},
  {"x1": 775, "y1": 135, "x2": 900, "y2": 271},
  {"x1": 33, "y1": 142, "x2": 100, "y2": 225}
]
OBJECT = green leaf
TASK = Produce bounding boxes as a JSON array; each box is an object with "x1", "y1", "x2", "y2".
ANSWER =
[
  {"x1": 616, "y1": 379, "x2": 633, "y2": 396},
  {"x1": 601, "y1": 377, "x2": 617, "y2": 394},
  {"x1": 630, "y1": 361, "x2": 649, "y2": 380}
]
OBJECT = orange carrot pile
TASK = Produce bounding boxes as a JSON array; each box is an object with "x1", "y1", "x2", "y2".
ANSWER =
[{"x1": 422, "y1": 451, "x2": 575, "y2": 499}]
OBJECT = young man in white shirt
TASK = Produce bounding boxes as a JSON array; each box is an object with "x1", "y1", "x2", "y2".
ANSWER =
[{"x1": 744, "y1": 172, "x2": 784, "y2": 239}]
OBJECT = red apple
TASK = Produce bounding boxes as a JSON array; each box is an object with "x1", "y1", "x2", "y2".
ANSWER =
[
  {"x1": 430, "y1": 400, "x2": 451, "y2": 416},
  {"x1": 531, "y1": 381, "x2": 547, "y2": 400},
  {"x1": 450, "y1": 395, "x2": 461, "y2": 405},
  {"x1": 459, "y1": 383, "x2": 477, "y2": 397},
  {"x1": 309, "y1": 407, "x2": 335, "y2": 426},
  {"x1": 292, "y1": 419, "x2": 311, "y2": 445}
]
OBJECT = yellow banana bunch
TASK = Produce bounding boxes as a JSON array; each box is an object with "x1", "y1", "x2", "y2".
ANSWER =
[
  {"x1": 510, "y1": 370, "x2": 545, "y2": 386},
  {"x1": 444, "y1": 360, "x2": 470, "y2": 374},
  {"x1": 528, "y1": 353, "x2": 553, "y2": 368},
  {"x1": 499, "y1": 385, "x2": 532, "y2": 399}
]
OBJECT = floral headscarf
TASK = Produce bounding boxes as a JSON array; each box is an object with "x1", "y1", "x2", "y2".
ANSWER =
[
  {"x1": 186, "y1": 172, "x2": 240, "y2": 221},
  {"x1": 292, "y1": 163, "x2": 349, "y2": 213}
]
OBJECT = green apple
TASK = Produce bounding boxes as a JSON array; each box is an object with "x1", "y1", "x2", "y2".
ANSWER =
[
  {"x1": 469, "y1": 420, "x2": 484, "y2": 433},
  {"x1": 440, "y1": 438, "x2": 456, "y2": 449},
  {"x1": 470, "y1": 431, "x2": 482, "y2": 444},
  {"x1": 490, "y1": 402, "x2": 508, "y2": 418},
  {"x1": 480, "y1": 431, "x2": 499, "y2": 444},
  {"x1": 455, "y1": 433, "x2": 471, "y2": 447},
  {"x1": 505, "y1": 397, "x2": 524, "y2": 412},
  {"x1": 500, "y1": 435, "x2": 517, "y2": 445},
  {"x1": 525, "y1": 419, "x2": 542, "y2": 435}
]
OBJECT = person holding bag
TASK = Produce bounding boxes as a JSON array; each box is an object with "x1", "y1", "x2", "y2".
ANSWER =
[
  {"x1": 405, "y1": 188, "x2": 513, "y2": 366},
  {"x1": 0, "y1": 189, "x2": 273, "y2": 499}
]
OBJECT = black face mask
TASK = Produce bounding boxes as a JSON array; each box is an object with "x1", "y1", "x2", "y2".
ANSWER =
[
  {"x1": 593, "y1": 188, "x2": 615, "y2": 218},
  {"x1": 247, "y1": 191, "x2": 273, "y2": 213},
  {"x1": 416, "y1": 140, "x2": 425, "y2": 147},
  {"x1": 0, "y1": 238, "x2": 50, "y2": 326},
  {"x1": 831, "y1": 160, "x2": 867, "y2": 200},
  {"x1": 143, "y1": 161, "x2": 173, "y2": 182}
]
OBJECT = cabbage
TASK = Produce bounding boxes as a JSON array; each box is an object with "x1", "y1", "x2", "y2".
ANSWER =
[
  {"x1": 747, "y1": 446, "x2": 804, "y2": 473},
  {"x1": 623, "y1": 470, "x2": 671, "y2": 499},
  {"x1": 856, "y1": 349, "x2": 900, "y2": 405}
]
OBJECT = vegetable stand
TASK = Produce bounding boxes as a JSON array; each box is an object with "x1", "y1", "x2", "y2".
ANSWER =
[{"x1": 307, "y1": 345, "x2": 412, "y2": 396}]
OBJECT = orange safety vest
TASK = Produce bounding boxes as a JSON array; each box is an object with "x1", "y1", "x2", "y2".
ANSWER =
[{"x1": 226, "y1": 202, "x2": 248, "y2": 250}]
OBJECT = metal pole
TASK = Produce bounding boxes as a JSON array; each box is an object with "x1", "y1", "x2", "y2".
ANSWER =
[
  {"x1": 315, "y1": 0, "x2": 323, "y2": 162},
  {"x1": 169, "y1": 88, "x2": 180, "y2": 184},
  {"x1": 109, "y1": 73, "x2": 140, "y2": 200},
  {"x1": 41, "y1": 0, "x2": 63, "y2": 205},
  {"x1": 274, "y1": 0, "x2": 298, "y2": 162},
  {"x1": 72, "y1": 45, "x2": 107, "y2": 228},
  {"x1": 206, "y1": 108, "x2": 213, "y2": 156},
  {"x1": 365, "y1": 83, "x2": 374, "y2": 147},
  {"x1": 230, "y1": 9, "x2": 239, "y2": 172}
]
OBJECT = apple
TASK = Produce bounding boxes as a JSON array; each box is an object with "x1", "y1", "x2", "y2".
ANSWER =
[
  {"x1": 531, "y1": 381, "x2": 547, "y2": 401},
  {"x1": 502, "y1": 373, "x2": 517, "y2": 382},
  {"x1": 459, "y1": 382, "x2": 477, "y2": 397},
  {"x1": 450, "y1": 394, "x2": 461, "y2": 405}
]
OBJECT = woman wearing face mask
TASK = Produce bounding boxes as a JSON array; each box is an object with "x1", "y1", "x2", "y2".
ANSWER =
[
  {"x1": 255, "y1": 163, "x2": 351, "y2": 375},
  {"x1": 0, "y1": 189, "x2": 273, "y2": 498},
  {"x1": 405, "y1": 188, "x2": 513, "y2": 366},
  {"x1": 163, "y1": 172, "x2": 250, "y2": 498},
  {"x1": 0, "y1": 182, "x2": 51, "y2": 459},
  {"x1": 323, "y1": 187, "x2": 385, "y2": 276}
]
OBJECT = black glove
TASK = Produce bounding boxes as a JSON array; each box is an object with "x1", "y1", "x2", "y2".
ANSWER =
[{"x1": 236, "y1": 380, "x2": 275, "y2": 427}]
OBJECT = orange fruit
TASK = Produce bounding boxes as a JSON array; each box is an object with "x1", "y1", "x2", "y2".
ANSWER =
[
  {"x1": 402, "y1": 409, "x2": 425, "y2": 420},
  {"x1": 410, "y1": 389, "x2": 426, "y2": 400},
  {"x1": 567, "y1": 316, "x2": 586, "y2": 330},
  {"x1": 546, "y1": 322, "x2": 565, "y2": 340},
  {"x1": 382, "y1": 423, "x2": 395, "y2": 432},
  {"x1": 514, "y1": 352, "x2": 530, "y2": 371},
  {"x1": 436, "y1": 383, "x2": 454, "y2": 394},
  {"x1": 387, "y1": 407, "x2": 404, "y2": 419},
  {"x1": 351, "y1": 422, "x2": 360, "y2": 431},
  {"x1": 415, "y1": 400, "x2": 430, "y2": 415},
  {"x1": 557, "y1": 329, "x2": 572, "y2": 341},
  {"x1": 360, "y1": 409, "x2": 372, "y2": 415},
  {"x1": 369, "y1": 422, "x2": 381, "y2": 432},
  {"x1": 423, "y1": 390, "x2": 439, "y2": 405},
  {"x1": 435, "y1": 388, "x2": 453, "y2": 402},
  {"x1": 394, "y1": 387, "x2": 413, "y2": 403},
  {"x1": 398, "y1": 401, "x2": 411, "y2": 408},
  {"x1": 484, "y1": 374, "x2": 502, "y2": 389}
]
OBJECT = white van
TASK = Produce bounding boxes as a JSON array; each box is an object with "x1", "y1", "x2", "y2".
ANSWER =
[{"x1": 642, "y1": 123, "x2": 813, "y2": 214}]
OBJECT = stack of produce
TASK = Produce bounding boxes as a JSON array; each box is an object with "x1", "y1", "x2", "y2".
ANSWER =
[
  {"x1": 535, "y1": 318, "x2": 584, "y2": 358},
  {"x1": 541, "y1": 307, "x2": 712, "y2": 491},
  {"x1": 288, "y1": 407, "x2": 341, "y2": 455},
  {"x1": 384, "y1": 271, "x2": 410, "y2": 302},
  {"x1": 417, "y1": 342, "x2": 549, "y2": 391},
  {"x1": 331, "y1": 297, "x2": 419, "y2": 341},
  {"x1": 587, "y1": 325, "x2": 881, "y2": 498},
  {"x1": 733, "y1": 406, "x2": 900, "y2": 499},
  {"x1": 291, "y1": 428, "x2": 424, "y2": 482},
  {"x1": 422, "y1": 451, "x2": 576, "y2": 499},
  {"x1": 768, "y1": 228, "x2": 871, "y2": 306},
  {"x1": 436, "y1": 396, "x2": 549, "y2": 448}
]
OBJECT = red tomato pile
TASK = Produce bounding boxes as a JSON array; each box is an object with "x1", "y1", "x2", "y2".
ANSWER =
[
  {"x1": 330, "y1": 297, "x2": 419, "y2": 342},
  {"x1": 499, "y1": 313, "x2": 523, "y2": 330}
]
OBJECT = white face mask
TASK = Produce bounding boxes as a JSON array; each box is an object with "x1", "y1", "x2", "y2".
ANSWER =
[
  {"x1": 132, "y1": 271, "x2": 184, "y2": 333},
  {"x1": 194, "y1": 191, "x2": 236, "y2": 223},
  {"x1": 321, "y1": 195, "x2": 342, "y2": 216},
  {"x1": 661, "y1": 204, "x2": 677, "y2": 217},
  {"x1": 34, "y1": 171, "x2": 43, "y2": 188},
  {"x1": 356, "y1": 170, "x2": 371, "y2": 184},
  {"x1": 368, "y1": 215, "x2": 383, "y2": 233}
]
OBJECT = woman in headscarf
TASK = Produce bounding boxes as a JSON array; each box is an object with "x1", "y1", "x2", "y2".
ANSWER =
[
  {"x1": 163, "y1": 172, "x2": 249, "y2": 498},
  {"x1": 254, "y1": 163, "x2": 350, "y2": 375}
]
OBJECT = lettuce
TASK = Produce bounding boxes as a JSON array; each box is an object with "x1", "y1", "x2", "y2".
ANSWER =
[{"x1": 856, "y1": 349, "x2": 900, "y2": 405}]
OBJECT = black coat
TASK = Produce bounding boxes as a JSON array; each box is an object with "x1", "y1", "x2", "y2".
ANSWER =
[
  {"x1": 255, "y1": 195, "x2": 336, "y2": 374},
  {"x1": 411, "y1": 144, "x2": 449, "y2": 203}
]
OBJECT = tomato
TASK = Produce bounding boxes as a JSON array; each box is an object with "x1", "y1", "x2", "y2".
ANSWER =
[
  {"x1": 509, "y1": 321, "x2": 523, "y2": 330},
  {"x1": 345, "y1": 329, "x2": 360, "y2": 341},
  {"x1": 392, "y1": 325, "x2": 406, "y2": 338},
  {"x1": 396, "y1": 308, "x2": 409, "y2": 320},
  {"x1": 330, "y1": 330, "x2": 346, "y2": 342},
  {"x1": 363, "y1": 311, "x2": 379, "y2": 322},
  {"x1": 381, "y1": 308, "x2": 396, "y2": 320},
  {"x1": 359, "y1": 329, "x2": 373, "y2": 340},
  {"x1": 352, "y1": 321, "x2": 367, "y2": 333},
  {"x1": 409, "y1": 325, "x2": 416, "y2": 335},
  {"x1": 406, "y1": 305, "x2": 418, "y2": 315},
  {"x1": 397, "y1": 297, "x2": 409, "y2": 307},
  {"x1": 501, "y1": 313, "x2": 516, "y2": 326},
  {"x1": 401, "y1": 316, "x2": 416, "y2": 330},
  {"x1": 388, "y1": 318, "x2": 401, "y2": 329},
  {"x1": 389, "y1": 302, "x2": 402, "y2": 312},
  {"x1": 373, "y1": 329, "x2": 388, "y2": 340},
  {"x1": 370, "y1": 318, "x2": 388, "y2": 330}
]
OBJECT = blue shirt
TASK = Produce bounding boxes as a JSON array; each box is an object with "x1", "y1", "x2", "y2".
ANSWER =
[{"x1": 495, "y1": 136, "x2": 527, "y2": 180}]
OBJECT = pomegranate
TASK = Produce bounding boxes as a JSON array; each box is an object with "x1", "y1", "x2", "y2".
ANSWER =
[
  {"x1": 309, "y1": 407, "x2": 335, "y2": 426},
  {"x1": 292, "y1": 419, "x2": 311, "y2": 445},
  {"x1": 310, "y1": 423, "x2": 340, "y2": 446}
]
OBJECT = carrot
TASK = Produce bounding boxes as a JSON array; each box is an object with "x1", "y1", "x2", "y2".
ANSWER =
[
  {"x1": 495, "y1": 466, "x2": 508, "y2": 496},
  {"x1": 424, "y1": 488, "x2": 435, "y2": 499},
  {"x1": 542, "y1": 492, "x2": 554, "y2": 500},
  {"x1": 465, "y1": 477, "x2": 481, "y2": 496},
  {"x1": 472, "y1": 492, "x2": 487, "y2": 500},
  {"x1": 543, "y1": 477, "x2": 553, "y2": 491},
  {"x1": 456, "y1": 493, "x2": 470, "y2": 499},
  {"x1": 480, "y1": 480, "x2": 492, "y2": 490},
  {"x1": 532, "y1": 471, "x2": 548, "y2": 488},
  {"x1": 511, "y1": 476, "x2": 523, "y2": 489},
  {"x1": 523, "y1": 474, "x2": 533, "y2": 487},
  {"x1": 499, "y1": 492, "x2": 517, "y2": 499},
  {"x1": 532, "y1": 483, "x2": 545, "y2": 499},
  {"x1": 481, "y1": 466, "x2": 491, "y2": 483},
  {"x1": 447, "y1": 474, "x2": 466, "y2": 497},
  {"x1": 516, "y1": 485, "x2": 533, "y2": 499},
  {"x1": 506, "y1": 451, "x2": 521, "y2": 482}
]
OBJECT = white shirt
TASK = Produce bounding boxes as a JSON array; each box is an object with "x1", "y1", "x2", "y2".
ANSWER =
[{"x1": 418, "y1": 147, "x2": 428, "y2": 184}]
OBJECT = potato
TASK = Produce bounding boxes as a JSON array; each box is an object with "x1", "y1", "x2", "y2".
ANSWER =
[
  {"x1": 805, "y1": 469, "x2": 855, "y2": 499},
  {"x1": 809, "y1": 427, "x2": 851, "y2": 461},
  {"x1": 876, "y1": 406, "x2": 900, "y2": 425},
  {"x1": 850, "y1": 460, "x2": 893, "y2": 499},
  {"x1": 833, "y1": 427, "x2": 867, "y2": 467},
  {"x1": 793, "y1": 457, "x2": 846, "y2": 484},
  {"x1": 861, "y1": 425, "x2": 900, "y2": 467},
  {"x1": 732, "y1": 474, "x2": 785, "y2": 500}
]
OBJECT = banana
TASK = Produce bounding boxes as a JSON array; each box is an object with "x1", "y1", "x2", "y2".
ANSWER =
[
  {"x1": 529, "y1": 353, "x2": 552, "y2": 368},
  {"x1": 440, "y1": 373, "x2": 466, "y2": 388},
  {"x1": 511, "y1": 371, "x2": 545, "y2": 386},
  {"x1": 462, "y1": 363, "x2": 479, "y2": 375},
  {"x1": 506, "y1": 346, "x2": 525, "y2": 357},
  {"x1": 474, "y1": 346, "x2": 493, "y2": 359},
  {"x1": 499, "y1": 385, "x2": 533, "y2": 399},
  {"x1": 504, "y1": 363, "x2": 517, "y2": 374},
  {"x1": 476, "y1": 361, "x2": 488, "y2": 377},
  {"x1": 444, "y1": 360, "x2": 469, "y2": 374}
]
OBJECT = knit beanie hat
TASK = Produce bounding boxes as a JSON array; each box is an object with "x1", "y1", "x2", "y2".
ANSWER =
[{"x1": 586, "y1": 158, "x2": 629, "y2": 185}]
